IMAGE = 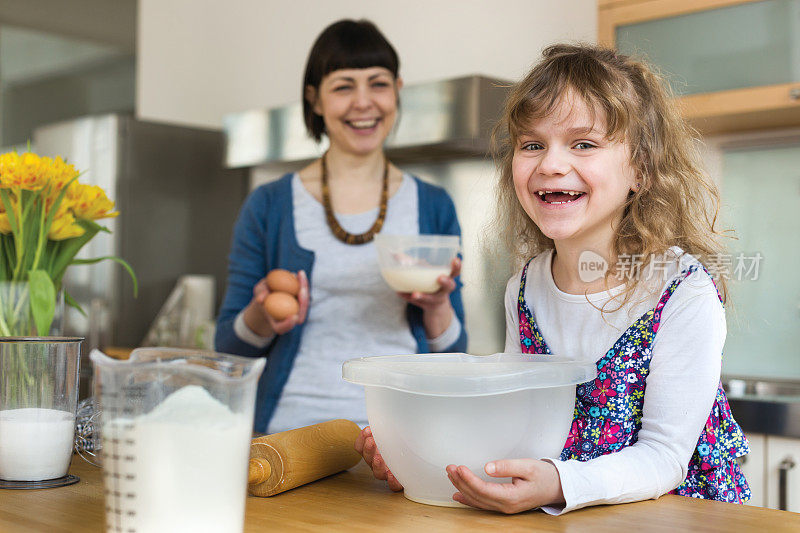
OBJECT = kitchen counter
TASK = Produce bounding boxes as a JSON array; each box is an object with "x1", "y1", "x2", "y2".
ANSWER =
[{"x1": 2, "y1": 458, "x2": 799, "y2": 532}]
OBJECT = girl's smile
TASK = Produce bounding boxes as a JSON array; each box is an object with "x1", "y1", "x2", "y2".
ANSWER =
[{"x1": 534, "y1": 189, "x2": 587, "y2": 207}]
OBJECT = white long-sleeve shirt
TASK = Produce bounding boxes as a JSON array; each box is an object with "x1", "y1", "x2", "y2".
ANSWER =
[{"x1": 503, "y1": 248, "x2": 725, "y2": 514}]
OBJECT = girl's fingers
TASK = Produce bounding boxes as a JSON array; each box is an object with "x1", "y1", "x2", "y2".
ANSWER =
[
  {"x1": 458, "y1": 465, "x2": 511, "y2": 500},
  {"x1": 363, "y1": 438, "x2": 395, "y2": 487},
  {"x1": 447, "y1": 466, "x2": 491, "y2": 509},
  {"x1": 484, "y1": 459, "x2": 534, "y2": 479},
  {"x1": 361, "y1": 436, "x2": 377, "y2": 466},
  {"x1": 354, "y1": 426, "x2": 372, "y2": 456},
  {"x1": 447, "y1": 464, "x2": 518, "y2": 510},
  {"x1": 447, "y1": 466, "x2": 481, "y2": 499},
  {"x1": 354, "y1": 428, "x2": 367, "y2": 455},
  {"x1": 358, "y1": 429, "x2": 403, "y2": 490},
  {"x1": 386, "y1": 471, "x2": 404, "y2": 491},
  {"x1": 452, "y1": 491, "x2": 468, "y2": 505},
  {"x1": 371, "y1": 453, "x2": 390, "y2": 480},
  {"x1": 453, "y1": 489, "x2": 489, "y2": 510}
]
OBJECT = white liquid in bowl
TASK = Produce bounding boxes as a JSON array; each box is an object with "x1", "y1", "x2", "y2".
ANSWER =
[{"x1": 381, "y1": 267, "x2": 450, "y2": 293}]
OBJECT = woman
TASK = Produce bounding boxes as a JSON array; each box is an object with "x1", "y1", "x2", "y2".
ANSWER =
[{"x1": 215, "y1": 19, "x2": 466, "y2": 434}]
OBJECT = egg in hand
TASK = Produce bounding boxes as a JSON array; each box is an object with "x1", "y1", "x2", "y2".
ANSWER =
[
  {"x1": 266, "y1": 269, "x2": 300, "y2": 296},
  {"x1": 263, "y1": 269, "x2": 300, "y2": 321},
  {"x1": 264, "y1": 292, "x2": 299, "y2": 321}
]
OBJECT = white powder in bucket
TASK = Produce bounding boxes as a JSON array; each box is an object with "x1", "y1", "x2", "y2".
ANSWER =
[
  {"x1": 0, "y1": 407, "x2": 75, "y2": 481},
  {"x1": 102, "y1": 385, "x2": 251, "y2": 533}
]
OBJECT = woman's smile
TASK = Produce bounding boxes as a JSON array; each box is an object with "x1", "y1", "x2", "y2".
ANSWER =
[{"x1": 345, "y1": 117, "x2": 382, "y2": 135}]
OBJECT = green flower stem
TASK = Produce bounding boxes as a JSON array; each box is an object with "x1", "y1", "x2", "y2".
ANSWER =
[
  {"x1": 12, "y1": 199, "x2": 24, "y2": 280},
  {"x1": 30, "y1": 194, "x2": 47, "y2": 272},
  {"x1": 0, "y1": 305, "x2": 11, "y2": 336},
  {"x1": 12, "y1": 284, "x2": 27, "y2": 318}
]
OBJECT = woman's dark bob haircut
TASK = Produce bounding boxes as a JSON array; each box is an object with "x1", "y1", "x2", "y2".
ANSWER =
[{"x1": 302, "y1": 19, "x2": 400, "y2": 142}]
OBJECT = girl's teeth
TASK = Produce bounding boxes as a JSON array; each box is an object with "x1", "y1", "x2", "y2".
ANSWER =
[{"x1": 536, "y1": 190, "x2": 585, "y2": 204}]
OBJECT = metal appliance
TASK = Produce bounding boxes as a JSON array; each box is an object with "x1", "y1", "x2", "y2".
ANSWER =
[{"x1": 33, "y1": 114, "x2": 249, "y2": 394}]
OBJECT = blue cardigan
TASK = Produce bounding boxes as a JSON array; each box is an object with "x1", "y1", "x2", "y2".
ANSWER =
[{"x1": 215, "y1": 173, "x2": 467, "y2": 432}]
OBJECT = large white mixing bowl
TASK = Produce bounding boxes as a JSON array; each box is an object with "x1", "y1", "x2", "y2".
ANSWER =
[{"x1": 342, "y1": 353, "x2": 595, "y2": 507}]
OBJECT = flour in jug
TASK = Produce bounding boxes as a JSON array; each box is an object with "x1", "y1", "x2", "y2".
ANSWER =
[{"x1": 102, "y1": 385, "x2": 251, "y2": 533}]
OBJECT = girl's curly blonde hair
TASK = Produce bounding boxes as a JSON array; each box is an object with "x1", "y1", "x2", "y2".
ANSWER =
[{"x1": 492, "y1": 43, "x2": 729, "y2": 302}]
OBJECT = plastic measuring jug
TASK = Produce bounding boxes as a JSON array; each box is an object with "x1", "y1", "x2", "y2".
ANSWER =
[{"x1": 91, "y1": 347, "x2": 265, "y2": 533}]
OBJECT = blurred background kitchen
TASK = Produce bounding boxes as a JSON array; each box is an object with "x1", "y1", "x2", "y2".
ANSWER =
[{"x1": 0, "y1": 0, "x2": 798, "y2": 510}]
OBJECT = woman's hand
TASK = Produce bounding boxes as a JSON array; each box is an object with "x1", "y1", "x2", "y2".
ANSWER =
[
  {"x1": 446, "y1": 458, "x2": 565, "y2": 514},
  {"x1": 354, "y1": 426, "x2": 403, "y2": 491},
  {"x1": 398, "y1": 257, "x2": 460, "y2": 339},
  {"x1": 242, "y1": 270, "x2": 309, "y2": 337}
]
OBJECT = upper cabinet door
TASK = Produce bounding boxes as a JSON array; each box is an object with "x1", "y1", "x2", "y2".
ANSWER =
[
  {"x1": 720, "y1": 142, "x2": 800, "y2": 381},
  {"x1": 598, "y1": 0, "x2": 800, "y2": 134}
]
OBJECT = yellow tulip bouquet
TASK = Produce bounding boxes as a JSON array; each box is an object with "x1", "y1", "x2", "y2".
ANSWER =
[{"x1": 0, "y1": 150, "x2": 136, "y2": 336}]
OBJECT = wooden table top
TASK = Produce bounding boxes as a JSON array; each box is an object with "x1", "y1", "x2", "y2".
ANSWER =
[{"x1": 2, "y1": 456, "x2": 799, "y2": 532}]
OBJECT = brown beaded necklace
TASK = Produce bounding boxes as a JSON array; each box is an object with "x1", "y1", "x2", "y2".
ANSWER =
[{"x1": 320, "y1": 151, "x2": 389, "y2": 245}]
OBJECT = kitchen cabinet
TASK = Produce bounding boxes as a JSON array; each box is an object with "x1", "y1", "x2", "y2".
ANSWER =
[
  {"x1": 718, "y1": 142, "x2": 800, "y2": 380},
  {"x1": 741, "y1": 432, "x2": 800, "y2": 511},
  {"x1": 741, "y1": 432, "x2": 766, "y2": 507},
  {"x1": 598, "y1": 0, "x2": 800, "y2": 134},
  {"x1": 766, "y1": 436, "x2": 800, "y2": 511}
]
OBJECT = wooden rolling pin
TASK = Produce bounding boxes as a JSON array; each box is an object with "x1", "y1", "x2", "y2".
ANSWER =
[{"x1": 248, "y1": 419, "x2": 362, "y2": 497}]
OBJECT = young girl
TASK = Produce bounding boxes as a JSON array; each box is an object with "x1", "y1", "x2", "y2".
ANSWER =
[{"x1": 357, "y1": 43, "x2": 750, "y2": 513}]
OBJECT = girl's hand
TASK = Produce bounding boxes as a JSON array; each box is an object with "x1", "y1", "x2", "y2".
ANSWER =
[
  {"x1": 243, "y1": 270, "x2": 309, "y2": 337},
  {"x1": 354, "y1": 426, "x2": 403, "y2": 492},
  {"x1": 398, "y1": 257, "x2": 460, "y2": 339},
  {"x1": 446, "y1": 459, "x2": 565, "y2": 514}
]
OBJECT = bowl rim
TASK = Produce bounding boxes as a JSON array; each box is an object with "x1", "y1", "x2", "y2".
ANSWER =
[{"x1": 342, "y1": 353, "x2": 596, "y2": 397}]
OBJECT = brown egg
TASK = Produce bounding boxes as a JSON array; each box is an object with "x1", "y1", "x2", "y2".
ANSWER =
[
  {"x1": 264, "y1": 292, "x2": 299, "y2": 321},
  {"x1": 266, "y1": 269, "x2": 300, "y2": 296}
]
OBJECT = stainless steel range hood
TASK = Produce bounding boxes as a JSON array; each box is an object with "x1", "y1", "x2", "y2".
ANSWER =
[{"x1": 223, "y1": 75, "x2": 509, "y2": 168}]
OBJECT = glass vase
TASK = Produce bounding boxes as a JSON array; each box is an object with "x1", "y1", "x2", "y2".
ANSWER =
[{"x1": 0, "y1": 281, "x2": 65, "y2": 337}]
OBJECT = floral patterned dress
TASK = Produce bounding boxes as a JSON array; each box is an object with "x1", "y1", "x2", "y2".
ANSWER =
[{"x1": 517, "y1": 260, "x2": 751, "y2": 503}]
